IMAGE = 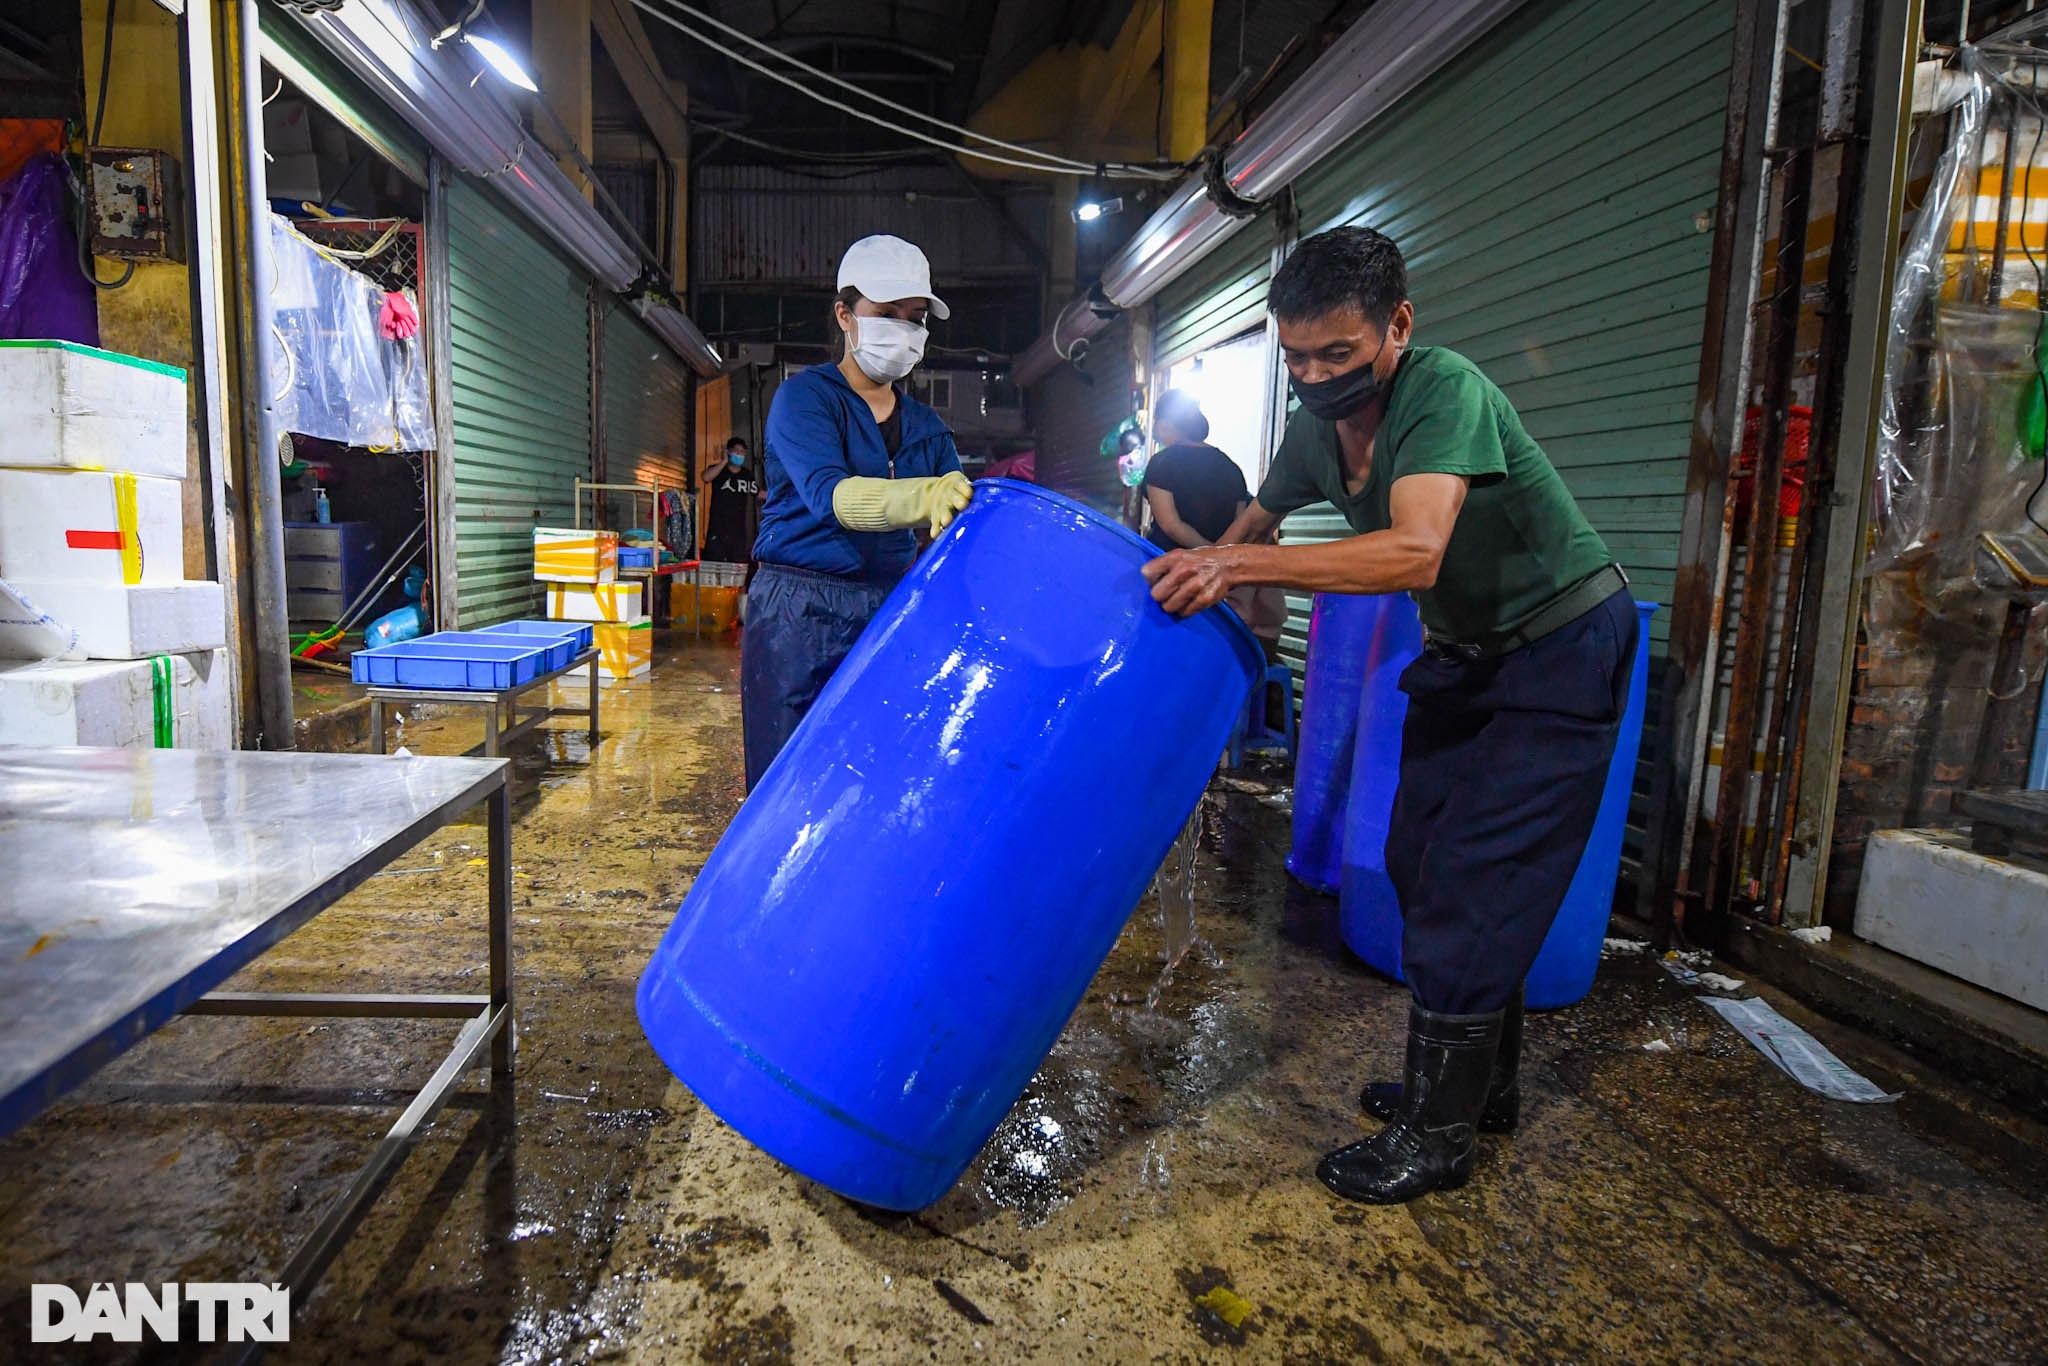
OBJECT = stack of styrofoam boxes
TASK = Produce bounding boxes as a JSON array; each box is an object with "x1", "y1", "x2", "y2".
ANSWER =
[
  {"x1": 0, "y1": 341, "x2": 233, "y2": 749},
  {"x1": 534, "y1": 527, "x2": 649, "y2": 679}
]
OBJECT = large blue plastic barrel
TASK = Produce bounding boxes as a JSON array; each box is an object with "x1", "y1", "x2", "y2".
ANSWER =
[
  {"x1": 1340, "y1": 600, "x2": 1658, "y2": 1009},
  {"x1": 1288, "y1": 594, "x2": 1380, "y2": 894},
  {"x1": 637, "y1": 480, "x2": 1261, "y2": 1210},
  {"x1": 1334, "y1": 595, "x2": 1425, "y2": 977}
]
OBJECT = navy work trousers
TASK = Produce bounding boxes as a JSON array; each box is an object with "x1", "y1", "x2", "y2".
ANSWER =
[
  {"x1": 740, "y1": 562, "x2": 893, "y2": 790},
  {"x1": 1385, "y1": 589, "x2": 1639, "y2": 1014}
]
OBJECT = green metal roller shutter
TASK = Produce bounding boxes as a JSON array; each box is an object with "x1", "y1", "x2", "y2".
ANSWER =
[
  {"x1": 1281, "y1": 0, "x2": 1732, "y2": 863},
  {"x1": 603, "y1": 305, "x2": 691, "y2": 492},
  {"x1": 448, "y1": 177, "x2": 593, "y2": 627},
  {"x1": 1151, "y1": 221, "x2": 1275, "y2": 368}
]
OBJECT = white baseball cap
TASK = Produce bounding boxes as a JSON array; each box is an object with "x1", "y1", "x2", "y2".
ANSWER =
[{"x1": 837, "y1": 234, "x2": 950, "y2": 320}]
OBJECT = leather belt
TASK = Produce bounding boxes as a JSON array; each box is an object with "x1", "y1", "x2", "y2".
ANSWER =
[{"x1": 1423, "y1": 563, "x2": 1628, "y2": 662}]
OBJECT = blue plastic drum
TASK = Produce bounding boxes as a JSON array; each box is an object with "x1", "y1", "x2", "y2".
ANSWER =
[
  {"x1": 1339, "y1": 600, "x2": 1658, "y2": 1010},
  {"x1": 1288, "y1": 594, "x2": 1381, "y2": 895},
  {"x1": 637, "y1": 480, "x2": 1262, "y2": 1210},
  {"x1": 1334, "y1": 595, "x2": 1426, "y2": 979}
]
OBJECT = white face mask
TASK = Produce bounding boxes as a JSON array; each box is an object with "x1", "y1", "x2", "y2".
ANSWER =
[{"x1": 847, "y1": 314, "x2": 927, "y2": 383}]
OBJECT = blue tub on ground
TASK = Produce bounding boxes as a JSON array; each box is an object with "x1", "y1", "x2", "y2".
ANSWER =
[
  {"x1": 350, "y1": 634, "x2": 553, "y2": 690},
  {"x1": 1288, "y1": 593, "x2": 1388, "y2": 895},
  {"x1": 475, "y1": 618, "x2": 596, "y2": 654},
  {"x1": 1339, "y1": 599, "x2": 1658, "y2": 1010},
  {"x1": 635, "y1": 479, "x2": 1261, "y2": 1211}
]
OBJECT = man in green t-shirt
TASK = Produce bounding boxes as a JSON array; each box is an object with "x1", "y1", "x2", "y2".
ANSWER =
[{"x1": 1144, "y1": 227, "x2": 1639, "y2": 1207}]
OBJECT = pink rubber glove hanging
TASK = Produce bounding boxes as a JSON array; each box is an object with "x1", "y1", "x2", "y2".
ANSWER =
[{"x1": 379, "y1": 290, "x2": 419, "y2": 341}]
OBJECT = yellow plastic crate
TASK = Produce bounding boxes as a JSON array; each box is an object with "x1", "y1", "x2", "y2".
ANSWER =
[{"x1": 675, "y1": 584, "x2": 741, "y2": 633}]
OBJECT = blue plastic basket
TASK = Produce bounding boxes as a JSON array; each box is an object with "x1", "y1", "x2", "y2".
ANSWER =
[
  {"x1": 618, "y1": 546, "x2": 655, "y2": 569},
  {"x1": 424, "y1": 630, "x2": 578, "y2": 675},
  {"x1": 475, "y1": 619, "x2": 596, "y2": 653},
  {"x1": 351, "y1": 636, "x2": 553, "y2": 690}
]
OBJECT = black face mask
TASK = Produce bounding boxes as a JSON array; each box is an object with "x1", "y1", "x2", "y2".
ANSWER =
[{"x1": 1289, "y1": 335, "x2": 1392, "y2": 421}]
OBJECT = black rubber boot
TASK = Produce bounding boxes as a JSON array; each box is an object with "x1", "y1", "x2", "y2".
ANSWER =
[
  {"x1": 1319, "y1": 1004, "x2": 1503, "y2": 1205},
  {"x1": 1359, "y1": 985, "x2": 1522, "y2": 1133}
]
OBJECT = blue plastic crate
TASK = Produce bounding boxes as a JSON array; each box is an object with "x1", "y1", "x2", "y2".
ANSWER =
[
  {"x1": 429, "y1": 630, "x2": 578, "y2": 675},
  {"x1": 475, "y1": 619, "x2": 596, "y2": 653},
  {"x1": 351, "y1": 636, "x2": 553, "y2": 690},
  {"x1": 618, "y1": 546, "x2": 655, "y2": 569}
]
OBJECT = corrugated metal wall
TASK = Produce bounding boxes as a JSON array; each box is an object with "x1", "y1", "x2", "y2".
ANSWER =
[
  {"x1": 1032, "y1": 314, "x2": 1134, "y2": 517},
  {"x1": 1278, "y1": 0, "x2": 1732, "y2": 867},
  {"x1": 604, "y1": 305, "x2": 691, "y2": 494},
  {"x1": 692, "y1": 166, "x2": 1048, "y2": 286},
  {"x1": 1287, "y1": 0, "x2": 1730, "y2": 643},
  {"x1": 1151, "y1": 222, "x2": 1275, "y2": 367},
  {"x1": 447, "y1": 177, "x2": 593, "y2": 627}
]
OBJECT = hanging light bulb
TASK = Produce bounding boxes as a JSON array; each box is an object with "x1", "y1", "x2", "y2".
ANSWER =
[{"x1": 464, "y1": 33, "x2": 539, "y2": 92}]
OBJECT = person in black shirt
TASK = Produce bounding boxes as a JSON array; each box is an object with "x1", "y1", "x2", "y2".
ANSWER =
[
  {"x1": 701, "y1": 436, "x2": 762, "y2": 564},
  {"x1": 1143, "y1": 390, "x2": 1289, "y2": 718},
  {"x1": 1143, "y1": 391, "x2": 1249, "y2": 550}
]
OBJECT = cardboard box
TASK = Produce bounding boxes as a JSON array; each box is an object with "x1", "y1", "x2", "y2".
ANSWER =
[
  {"x1": 0, "y1": 648, "x2": 233, "y2": 749},
  {"x1": 547, "y1": 582, "x2": 646, "y2": 623},
  {"x1": 0, "y1": 469, "x2": 183, "y2": 585},
  {"x1": 0, "y1": 579, "x2": 225, "y2": 660},
  {"x1": 533, "y1": 528, "x2": 617, "y2": 584},
  {"x1": 0, "y1": 340, "x2": 189, "y2": 480},
  {"x1": 565, "y1": 620, "x2": 652, "y2": 680}
]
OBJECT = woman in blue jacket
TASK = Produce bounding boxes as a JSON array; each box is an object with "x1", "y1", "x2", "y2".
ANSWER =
[{"x1": 742, "y1": 235, "x2": 974, "y2": 788}]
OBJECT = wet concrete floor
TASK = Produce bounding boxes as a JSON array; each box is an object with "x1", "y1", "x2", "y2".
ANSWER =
[{"x1": 4, "y1": 630, "x2": 2048, "y2": 1363}]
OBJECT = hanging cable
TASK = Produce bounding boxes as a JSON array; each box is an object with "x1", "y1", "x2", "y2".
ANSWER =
[
  {"x1": 79, "y1": 0, "x2": 135, "y2": 289},
  {"x1": 2012, "y1": 85, "x2": 2048, "y2": 536},
  {"x1": 90, "y1": 0, "x2": 116, "y2": 145},
  {"x1": 626, "y1": 0, "x2": 1181, "y2": 181},
  {"x1": 634, "y1": 0, "x2": 1179, "y2": 179},
  {"x1": 693, "y1": 120, "x2": 946, "y2": 168}
]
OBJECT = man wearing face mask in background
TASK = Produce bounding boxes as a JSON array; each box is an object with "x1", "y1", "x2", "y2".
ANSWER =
[
  {"x1": 742, "y1": 235, "x2": 972, "y2": 789},
  {"x1": 700, "y1": 436, "x2": 761, "y2": 567},
  {"x1": 1143, "y1": 227, "x2": 1635, "y2": 1207}
]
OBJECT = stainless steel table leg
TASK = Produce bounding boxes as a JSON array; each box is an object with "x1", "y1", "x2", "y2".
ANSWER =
[
  {"x1": 370, "y1": 698, "x2": 386, "y2": 755},
  {"x1": 487, "y1": 781, "x2": 514, "y2": 1078},
  {"x1": 588, "y1": 660, "x2": 600, "y2": 747},
  {"x1": 483, "y1": 703, "x2": 500, "y2": 759}
]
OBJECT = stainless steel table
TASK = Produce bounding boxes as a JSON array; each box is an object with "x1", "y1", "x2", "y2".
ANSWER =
[
  {"x1": 0, "y1": 746, "x2": 513, "y2": 1327},
  {"x1": 365, "y1": 645, "x2": 600, "y2": 757}
]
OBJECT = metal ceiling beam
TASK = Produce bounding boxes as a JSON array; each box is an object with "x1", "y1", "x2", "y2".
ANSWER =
[{"x1": 593, "y1": 0, "x2": 693, "y2": 161}]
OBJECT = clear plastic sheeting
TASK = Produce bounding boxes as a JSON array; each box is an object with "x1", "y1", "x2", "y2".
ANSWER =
[
  {"x1": 268, "y1": 215, "x2": 430, "y2": 452},
  {"x1": 1870, "y1": 49, "x2": 2048, "y2": 596}
]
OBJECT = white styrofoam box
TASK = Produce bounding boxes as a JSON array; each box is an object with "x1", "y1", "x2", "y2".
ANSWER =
[
  {"x1": 0, "y1": 340, "x2": 189, "y2": 480},
  {"x1": 546, "y1": 582, "x2": 646, "y2": 623},
  {"x1": 0, "y1": 579, "x2": 224, "y2": 660},
  {"x1": 1856, "y1": 828, "x2": 2048, "y2": 1013},
  {"x1": 533, "y1": 527, "x2": 617, "y2": 584},
  {"x1": 0, "y1": 469, "x2": 183, "y2": 585},
  {"x1": 0, "y1": 648, "x2": 232, "y2": 750},
  {"x1": 563, "y1": 621, "x2": 653, "y2": 681}
]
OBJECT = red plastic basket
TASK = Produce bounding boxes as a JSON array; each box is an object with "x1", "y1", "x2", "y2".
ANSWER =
[{"x1": 1734, "y1": 405, "x2": 1810, "y2": 519}]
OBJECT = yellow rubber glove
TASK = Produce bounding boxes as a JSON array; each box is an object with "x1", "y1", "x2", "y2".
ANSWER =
[{"x1": 832, "y1": 472, "x2": 974, "y2": 537}]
